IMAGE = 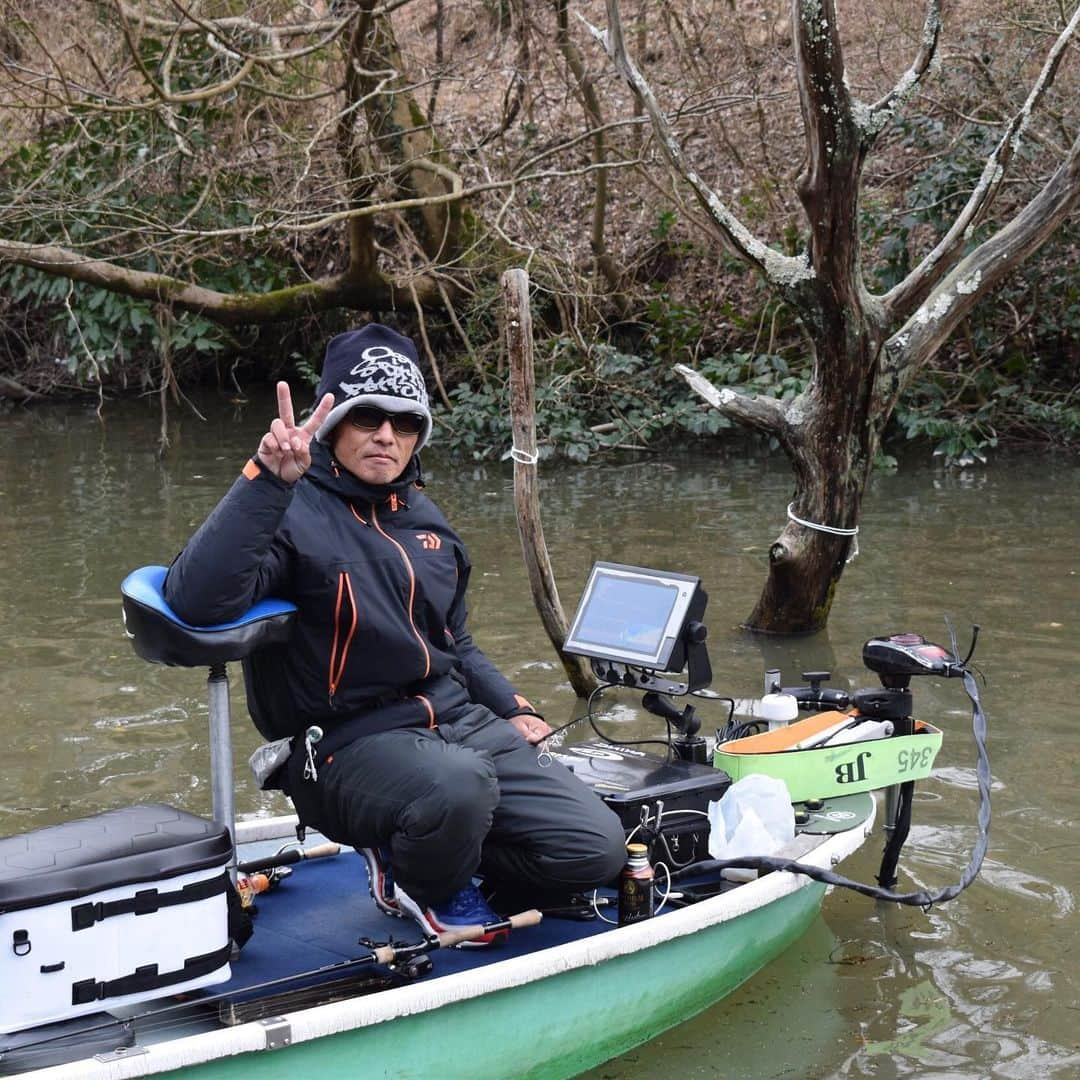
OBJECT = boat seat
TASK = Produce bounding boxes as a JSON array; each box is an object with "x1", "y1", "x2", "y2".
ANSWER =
[
  {"x1": 120, "y1": 566, "x2": 296, "y2": 668},
  {"x1": 120, "y1": 566, "x2": 299, "y2": 853}
]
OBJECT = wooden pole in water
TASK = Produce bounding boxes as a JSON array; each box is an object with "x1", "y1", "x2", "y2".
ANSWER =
[{"x1": 503, "y1": 268, "x2": 598, "y2": 698}]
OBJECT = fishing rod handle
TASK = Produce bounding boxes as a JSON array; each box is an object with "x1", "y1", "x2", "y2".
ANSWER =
[
  {"x1": 433, "y1": 908, "x2": 543, "y2": 948},
  {"x1": 507, "y1": 908, "x2": 543, "y2": 929},
  {"x1": 370, "y1": 909, "x2": 543, "y2": 961},
  {"x1": 301, "y1": 841, "x2": 342, "y2": 860},
  {"x1": 236, "y1": 841, "x2": 341, "y2": 874}
]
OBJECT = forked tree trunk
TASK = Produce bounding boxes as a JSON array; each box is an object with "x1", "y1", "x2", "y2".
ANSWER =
[
  {"x1": 599, "y1": 0, "x2": 1080, "y2": 634},
  {"x1": 681, "y1": 324, "x2": 884, "y2": 634}
]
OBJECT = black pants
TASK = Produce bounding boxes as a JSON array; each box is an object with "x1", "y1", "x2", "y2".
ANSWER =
[{"x1": 310, "y1": 703, "x2": 626, "y2": 907}]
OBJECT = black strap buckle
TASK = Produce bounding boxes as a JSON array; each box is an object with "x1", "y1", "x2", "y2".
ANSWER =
[
  {"x1": 71, "y1": 978, "x2": 102, "y2": 1005},
  {"x1": 133, "y1": 889, "x2": 160, "y2": 916},
  {"x1": 71, "y1": 902, "x2": 103, "y2": 932}
]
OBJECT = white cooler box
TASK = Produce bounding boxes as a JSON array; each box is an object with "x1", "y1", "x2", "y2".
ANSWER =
[{"x1": 0, "y1": 804, "x2": 233, "y2": 1034}]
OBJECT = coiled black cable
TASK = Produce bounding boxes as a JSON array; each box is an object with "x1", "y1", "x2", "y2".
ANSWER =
[{"x1": 583, "y1": 681, "x2": 679, "y2": 756}]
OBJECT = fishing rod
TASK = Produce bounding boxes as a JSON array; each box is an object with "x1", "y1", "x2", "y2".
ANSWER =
[
  {"x1": 236, "y1": 840, "x2": 340, "y2": 875},
  {"x1": 7, "y1": 909, "x2": 542, "y2": 1054}
]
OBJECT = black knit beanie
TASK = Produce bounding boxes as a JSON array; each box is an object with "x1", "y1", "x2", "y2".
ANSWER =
[{"x1": 314, "y1": 324, "x2": 432, "y2": 450}]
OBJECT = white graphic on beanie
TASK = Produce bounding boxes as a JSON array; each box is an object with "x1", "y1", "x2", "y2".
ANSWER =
[
  {"x1": 340, "y1": 346, "x2": 428, "y2": 406},
  {"x1": 350, "y1": 346, "x2": 412, "y2": 372}
]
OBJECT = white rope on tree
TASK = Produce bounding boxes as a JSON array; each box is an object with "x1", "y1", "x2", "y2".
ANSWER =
[
  {"x1": 786, "y1": 503, "x2": 860, "y2": 562},
  {"x1": 508, "y1": 446, "x2": 539, "y2": 465}
]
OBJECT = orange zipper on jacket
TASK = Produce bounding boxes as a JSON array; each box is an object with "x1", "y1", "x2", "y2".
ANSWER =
[
  {"x1": 371, "y1": 502, "x2": 431, "y2": 680},
  {"x1": 413, "y1": 693, "x2": 436, "y2": 728},
  {"x1": 328, "y1": 571, "x2": 358, "y2": 701}
]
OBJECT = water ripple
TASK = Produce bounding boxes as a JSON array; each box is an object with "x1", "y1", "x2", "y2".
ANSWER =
[{"x1": 92, "y1": 705, "x2": 192, "y2": 729}]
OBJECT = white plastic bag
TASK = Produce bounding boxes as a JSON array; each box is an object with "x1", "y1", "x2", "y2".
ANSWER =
[{"x1": 707, "y1": 773, "x2": 795, "y2": 860}]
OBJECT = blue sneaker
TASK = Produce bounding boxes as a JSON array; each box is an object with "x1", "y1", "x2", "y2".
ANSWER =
[
  {"x1": 360, "y1": 846, "x2": 400, "y2": 917},
  {"x1": 396, "y1": 882, "x2": 509, "y2": 947}
]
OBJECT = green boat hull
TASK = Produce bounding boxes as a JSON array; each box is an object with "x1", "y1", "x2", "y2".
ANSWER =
[{"x1": 161, "y1": 880, "x2": 827, "y2": 1080}]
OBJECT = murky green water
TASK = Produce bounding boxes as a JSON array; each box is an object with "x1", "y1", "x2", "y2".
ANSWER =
[{"x1": 1, "y1": 393, "x2": 1077, "y2": 1077}]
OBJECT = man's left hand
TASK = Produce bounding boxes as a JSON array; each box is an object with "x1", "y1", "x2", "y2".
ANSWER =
[{"x1": 508, "y1": 714, "x2": 553, "y2": 745}]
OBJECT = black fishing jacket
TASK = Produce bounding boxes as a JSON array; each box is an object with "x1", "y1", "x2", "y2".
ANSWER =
[{"x1": 164, "y1": 443, "x2": 538, "y2": 744}]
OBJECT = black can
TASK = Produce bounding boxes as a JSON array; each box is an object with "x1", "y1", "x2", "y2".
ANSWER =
[{"x1": 618, "y1": 843, "x2": 655, "y2": 925}]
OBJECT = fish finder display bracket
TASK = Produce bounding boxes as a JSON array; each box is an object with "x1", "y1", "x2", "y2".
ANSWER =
[{"x1": 563, "y1": 562, "x2": 712, "y2": 695}]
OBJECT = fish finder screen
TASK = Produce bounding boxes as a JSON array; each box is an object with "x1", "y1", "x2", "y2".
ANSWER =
[{"x1": 572, "y1": 573, "x2": 680, "y2": 661}]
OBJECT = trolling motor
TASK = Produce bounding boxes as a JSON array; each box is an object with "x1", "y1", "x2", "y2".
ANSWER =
[
  {"x1": 777, "y1": 632, "x2": 977, "y2": 717},
  {"x1": 855, "y1": 630, "x2": 981, "y2": 886},
  {"x1": 721, "y1": 625, "x2": 988, "y2": 896},
  {"x1": 776, "y1": 630, "x2": 980, "y2": 726},
  {"x1": 692, "y1": 623, "x2": 992, "y2": 908}
]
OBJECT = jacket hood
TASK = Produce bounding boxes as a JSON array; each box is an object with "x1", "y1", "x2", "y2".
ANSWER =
[{"x1": 306, "y1": 439, "x2": 421, "y2": 504}]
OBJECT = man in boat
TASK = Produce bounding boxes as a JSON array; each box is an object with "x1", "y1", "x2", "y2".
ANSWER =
[{"x1": 165, "y1": 323, "x2": 626, "y2": 944}]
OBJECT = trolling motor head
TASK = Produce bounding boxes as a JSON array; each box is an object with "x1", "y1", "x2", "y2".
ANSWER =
[
  {"x1": 853, "y1": 628, "x2": 980, "y2": 729},
  {"x1": 862, "y1": 631, "x2": 977, "y2": 689}
]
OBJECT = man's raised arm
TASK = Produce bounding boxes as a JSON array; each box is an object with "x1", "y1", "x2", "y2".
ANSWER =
[{"x1": 163, "y1": 385, "x2": 333, "y2": 625}]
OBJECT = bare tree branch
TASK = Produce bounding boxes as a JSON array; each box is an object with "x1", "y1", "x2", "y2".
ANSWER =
[
  {"x1": 117, "y1": 7, "x2": 257, "y2": 106},
  {"x1": 0, "y1": 375, "x2": 38, "y2": 401},
  {"x1": 881, "y1": 130, "x2": 1080, "y2": 402},
  {"x1": 0, "y1": 240, "x2": 440, "y2": 324},
  {"x1": 114, "y1": 2, "x2": 352, "y2": 39},
  {"x1": 116, "y1": 0, "x2": 361, "y2": 66},
  {"x1": 674, "y1": 362, "x2": 789, "y2": 437},
  {"x1": 861, "y1": 0, "x2": 942, "y2": 146},
  {"x1": 586, "y1": 0, "x2": 813, "y2": 291},
  {"x1": 883, "y1": 3, "x2": 1080, "y2": 320},
  {"x1": 792, "y1": 0, "x2": 864, "y2": 280},
  {"x1": 0, "y1": 160, "x2": 638, "y2": 246},
  {"x1": 554, "y1": 0, "x2": 621, "y2": 290}
]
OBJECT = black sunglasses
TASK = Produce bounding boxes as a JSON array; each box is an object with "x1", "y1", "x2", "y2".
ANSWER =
[{"x1": 346, "y1": 405, "x2": 425, "y2": 436}]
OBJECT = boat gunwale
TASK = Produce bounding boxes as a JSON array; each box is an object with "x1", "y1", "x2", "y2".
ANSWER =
[{"x1": 21, "y1": 802, "x2": 875, "y2": 1079}]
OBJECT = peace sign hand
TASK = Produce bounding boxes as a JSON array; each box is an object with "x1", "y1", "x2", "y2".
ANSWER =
[{"x1": 256, "y1": 382, "x2": 336, "y2": 485}]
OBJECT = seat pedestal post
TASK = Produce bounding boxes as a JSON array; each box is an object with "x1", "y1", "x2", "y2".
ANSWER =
[{"x1": 207, "y1": 663, "x2": 237, "y2": 879}]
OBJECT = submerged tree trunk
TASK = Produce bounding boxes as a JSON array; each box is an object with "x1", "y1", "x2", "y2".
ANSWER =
[{"x1": 678, "y1": 361, "x2": 871, "y2": 632}]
